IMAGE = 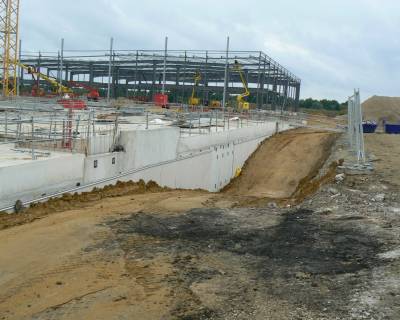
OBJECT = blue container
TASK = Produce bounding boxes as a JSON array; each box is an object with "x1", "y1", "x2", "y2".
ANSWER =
[
  {"x1": 362, "y1": 123, "x2": 378, "y2": 133},
  {"x1": 385, "y1": 124, "x2": 400, "y2": 134}
]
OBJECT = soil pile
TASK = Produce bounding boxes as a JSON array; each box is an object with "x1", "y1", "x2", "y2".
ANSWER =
[
  {"x1": 224, "y1": 129, "x2": 338, "y2": 199},
  {"x1": 363, "y1": 95, "x2": 400, "y2": 123}
]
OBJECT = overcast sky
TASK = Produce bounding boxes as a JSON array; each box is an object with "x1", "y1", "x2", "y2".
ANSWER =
[{"x1": 20, "y1": 0, "x2": 400, "y2": 102}]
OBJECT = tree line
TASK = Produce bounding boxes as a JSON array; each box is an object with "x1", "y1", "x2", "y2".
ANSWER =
[{"x1": 299, "y1": 98, "x2": 347, "y2": 111}]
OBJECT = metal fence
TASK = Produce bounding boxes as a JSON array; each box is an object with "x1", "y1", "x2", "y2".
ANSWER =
[{"x1": 348, "y1": 89, "x2": 365, "y2": 164}]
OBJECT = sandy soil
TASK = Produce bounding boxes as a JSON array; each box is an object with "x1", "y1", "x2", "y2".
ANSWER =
[
  {"x1": 0, "y1": 191, "x2": 213, "y2": 320},
  {"x1": 363, "y1": 95, "x2": 400, "y2": 123},
  {"x1": 225, "y1": 129, "x2": 337, "y2": 199},
  {"x1": 1, "y1": 129, "x2": 400, "y2": 319},
  {"x1": 365, "y1": 133, "x2": 400, "y2": 187}
]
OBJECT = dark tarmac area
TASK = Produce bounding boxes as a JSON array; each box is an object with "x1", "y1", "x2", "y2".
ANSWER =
[{"x1": 107, "y1": 201, "x2": 398, "y2": 320}]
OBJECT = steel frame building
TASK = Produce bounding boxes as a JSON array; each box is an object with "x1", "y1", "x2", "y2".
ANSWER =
[{"x1": 18, "y1": 49, "x2": 301, "y2": 110}]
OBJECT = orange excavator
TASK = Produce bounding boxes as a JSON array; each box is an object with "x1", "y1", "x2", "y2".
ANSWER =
[{"x1": 68, "y1": 80, "x2": 100, "y2": 101}]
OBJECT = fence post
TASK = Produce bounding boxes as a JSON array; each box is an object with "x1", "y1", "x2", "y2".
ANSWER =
[
  {"x1": 92, "y1": 111, "x2": 96, "y2": 137},
  {"x1": 17, "y1": 115, "x2": 21, "y2": 140},
  {"x1": 189, "y1": 113, "x2": 192, "y2": 136},
  {"x1": 223, "y1": 108, "x2": 226, "y2": 131},
  {"x1": 198, "y1": 110, "x2": 201, "y2": 134},
  {"x1": 209, "y1": 111, "x2": 212, "y2": 133},
  {"x1": 4, "y1": 111, "x2": 8, "y2": 142},
  {"x1": 31, "y1": 117, "x2": 35, "y2": 160},
  {"x1": 355, "y1": 90, "x2": 365, "y2": 164},
  {"x1": 215, "y1": 109, "x2": 218, "y2": 132},
  {"x1": 86, "y1": 112, "x2": 91, "y2": 154},
  {"x1": 347, "y1": 90, "x2": 365, "y2": 164},
  {"x1": 49, "y1": 114, "x2": 53, "y2": 139}
]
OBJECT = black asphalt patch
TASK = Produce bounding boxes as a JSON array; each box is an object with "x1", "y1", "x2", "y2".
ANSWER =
[{"x1": 106, "y1": 208, "x2": 387, "y2": 318}]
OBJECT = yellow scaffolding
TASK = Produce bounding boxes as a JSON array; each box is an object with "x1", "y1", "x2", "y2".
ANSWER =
[{"x1": 0, "y1": 0, "x2": 20, "y2": 97}]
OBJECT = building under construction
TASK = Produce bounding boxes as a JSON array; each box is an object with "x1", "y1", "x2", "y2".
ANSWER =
[
  {"x1": 0, "y1": 1, "x2": 305, "y2": 211},
  {"x1": 18, "y1": 49, "x2": 301, "y2": 110}
]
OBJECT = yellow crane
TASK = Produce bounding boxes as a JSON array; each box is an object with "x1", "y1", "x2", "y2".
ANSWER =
[
  {"x1": 233, "y1": 60, "x2": 250, "y2": 111},
  {"x1": 1, "y1": 55, "x2": 73, "y2": 95},
  {"x1": 188, "y1": 71, "x2": 201, "y2": 106},
  {"x1": 16, "y1": 60, "x2": 72, "y2": 95},
  {"x1": 0, "y1": 1, "x2": 70, "y2": 97},
  {"x1": 1, "y1": 0, "x2": 20, "y2": 97}
]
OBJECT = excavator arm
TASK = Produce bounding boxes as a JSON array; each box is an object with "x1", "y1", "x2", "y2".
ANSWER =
[{"x1": 69, "y1": 80, "x2": 100, "y2": 101}]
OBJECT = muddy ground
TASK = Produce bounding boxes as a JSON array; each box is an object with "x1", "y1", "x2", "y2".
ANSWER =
[{"x1": 1, "y1": 130, "x2": 400, "y2": 319}]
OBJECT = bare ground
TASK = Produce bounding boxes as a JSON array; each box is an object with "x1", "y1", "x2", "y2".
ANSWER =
[
  {"x1": 1, "y1": 129, "x2": 400, "y2": 319},
  {"x1": 224, "y1": 129, "x2": 337, "y2": 199}
]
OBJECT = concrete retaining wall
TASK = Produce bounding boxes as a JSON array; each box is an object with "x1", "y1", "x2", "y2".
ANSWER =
[
  {"x1": 88, "y1": 134, "x2": 114, "y2": 155},
  {"x1": 0, "y1": 121, "x2": 292, "y2": 210},
  {"x1": 178, "y1": 122, "x2": 282, "y2": 153},
  {"x1": 82, "y1": 122, "x2": 291, "y2": 192},
  {"x1": 0, "y1": 154, "x2": 85, "y2": 208},
  {"x1": 119, "y1": 128, "x2": 180, "y2": 170}
]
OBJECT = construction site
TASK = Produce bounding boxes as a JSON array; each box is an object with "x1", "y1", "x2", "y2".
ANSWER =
[{"x1": 1, "y1": 1, "x2": 400, "y2": 320}]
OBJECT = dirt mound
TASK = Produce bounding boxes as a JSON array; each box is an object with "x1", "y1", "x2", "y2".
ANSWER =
[
  {"x1": 224, "y1": 129, "x2": 338, "y2": 199},
  {"x1": 0, "y1": 180, "x2": 170, "y2": 231},
  {"x1": 363, "y1": 95, "x2": 400, "y2": 123}
]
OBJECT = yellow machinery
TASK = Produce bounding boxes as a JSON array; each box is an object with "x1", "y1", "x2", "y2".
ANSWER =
[
  {"x1": 210, "y1": 100, "x2": 221, "y2": 108},
  {"x1": 188, "y1": 71, "x2": 201, "y2": 106},
  {"x1": 16, "y1": 60, "x2": 73, "y2": 95},
  {"x1": 233, "y1": 60, "x2": 250, "y2": 111},
  {"x1": 0, "y1": 1, "x2": 70, "y2": 97}
]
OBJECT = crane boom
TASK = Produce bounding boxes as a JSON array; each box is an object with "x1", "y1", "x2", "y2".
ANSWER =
[
  {"x1": 16, "y1": 60, "x2": 72, "y2": 94},
  {"x1": 235, "y1": 60, "x2": 250, "y2": 101},
  {"x1": 233, "y1": 60, "x2": 250, "y2": 105},
  {"x1": 189, "y1": 71, "x2": 201, "y2": 106}
]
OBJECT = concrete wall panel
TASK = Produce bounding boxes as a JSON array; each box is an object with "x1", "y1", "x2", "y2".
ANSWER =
[
  {"x1": 119, "y1": 128, "x2": 180, "y2": 171},
  {"x1": 0, "y1": 154, "x2": 85, "y2": 208}
]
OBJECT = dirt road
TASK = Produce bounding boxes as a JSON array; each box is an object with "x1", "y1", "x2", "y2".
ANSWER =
[{"x1": 1, "y1": 129, "x2": 400, "y2": 319}]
